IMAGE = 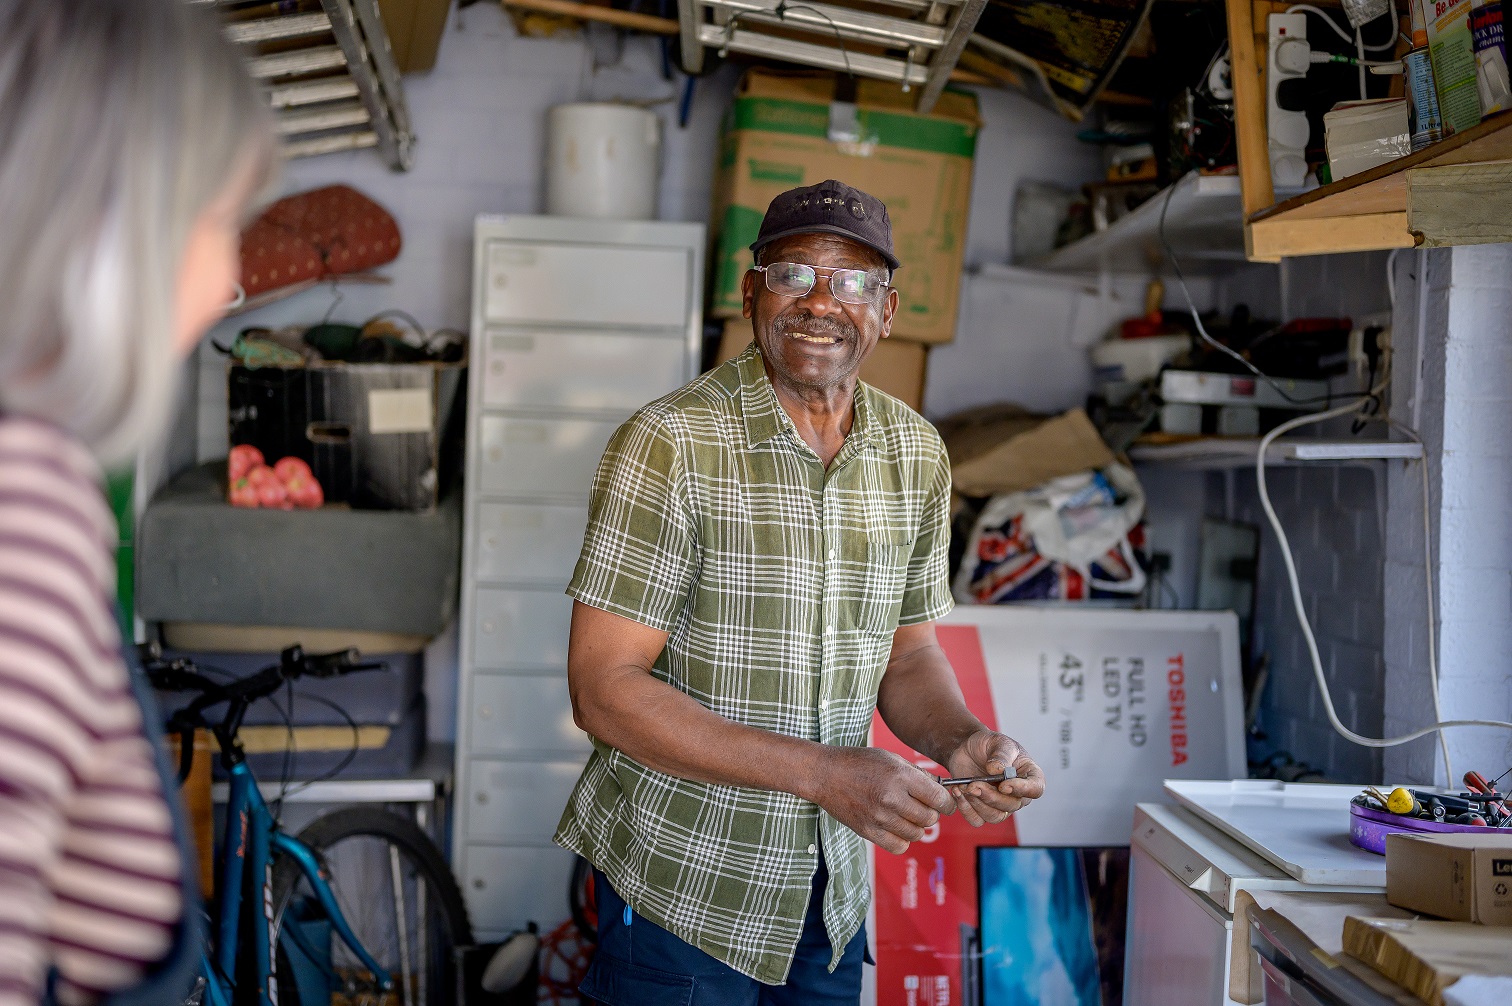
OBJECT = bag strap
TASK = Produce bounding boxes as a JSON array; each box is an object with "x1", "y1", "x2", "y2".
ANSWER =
[{"x1": 98, "y1": 644, "x2": 206, "y2": 1006}]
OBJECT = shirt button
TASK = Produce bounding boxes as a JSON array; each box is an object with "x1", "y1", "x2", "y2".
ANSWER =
[
  {"x1": 828, "y1": 548, "x2": 836, "y2": 560},
  {"x1": 807, "y1": 844, "x2": 817, "y2": 855},
  {"x1": 824, "y1": 624, "x2": 835, "y2": 635}
]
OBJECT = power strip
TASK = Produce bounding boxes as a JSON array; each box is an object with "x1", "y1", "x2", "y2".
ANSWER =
[{"x1": 1267, "y1": 13, "x2": 1311, "y2": 187}]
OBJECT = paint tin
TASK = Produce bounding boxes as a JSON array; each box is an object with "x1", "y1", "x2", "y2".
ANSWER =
[
  {"x1": 1471, "y1": 0, "x2": 1511, "y2": 115},
  {"x1": 1405, "y1": 46, "x2": 1448, "y2": 148}
]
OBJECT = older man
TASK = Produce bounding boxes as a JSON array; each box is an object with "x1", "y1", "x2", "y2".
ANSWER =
[{"x1": 555, "y1": 179, "x2": 1045, "y2": 1005}]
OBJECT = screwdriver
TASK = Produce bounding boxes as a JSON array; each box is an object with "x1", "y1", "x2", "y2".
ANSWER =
[{"x1": 941, "y1": 767, "x2": 1017, "y2": 787}]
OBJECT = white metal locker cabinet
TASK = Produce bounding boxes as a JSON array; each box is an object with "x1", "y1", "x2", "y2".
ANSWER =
[{"x1": 457, "y1": 216, "x2": 703, "y2": 941}]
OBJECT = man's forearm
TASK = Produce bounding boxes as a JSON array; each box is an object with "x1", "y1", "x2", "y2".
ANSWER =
[
  {"x1": 575, "y1": 663, "x2": 830, "y2": 800},
  {"x1": 876, "y1": 638, "x2": 986, "y2": 767}
]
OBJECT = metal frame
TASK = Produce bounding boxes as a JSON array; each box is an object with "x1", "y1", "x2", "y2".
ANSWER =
[
  {"x1": 200, "y1": 760, "x2": 392, "y2": 1006},
  {"x1": 678, "y1": 0, "x2": 988, "y2": 112}
]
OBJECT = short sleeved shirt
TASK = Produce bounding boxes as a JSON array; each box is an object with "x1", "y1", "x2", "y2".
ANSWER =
[{"x1": 554, "y1": 342, "x2": 953, "y2": 983}]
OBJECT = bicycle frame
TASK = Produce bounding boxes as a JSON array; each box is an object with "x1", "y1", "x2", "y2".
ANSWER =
[{"x1": 198, "y1": 760, "x2": 392, "y2": 1006}]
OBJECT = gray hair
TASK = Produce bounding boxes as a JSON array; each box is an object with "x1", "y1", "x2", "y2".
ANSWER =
[{"x1": 0, "y1": 1, "x2": 278, "y2": 465}]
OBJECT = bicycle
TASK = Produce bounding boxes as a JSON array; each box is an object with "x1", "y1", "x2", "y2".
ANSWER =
[{"x1": 145, "y1": 644, "x2": 474, "y2": 1006}]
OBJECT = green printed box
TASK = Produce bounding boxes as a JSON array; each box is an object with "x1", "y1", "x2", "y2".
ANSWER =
[{"x1": 709, "y1": 70, "x2": 981, "y2": 344}]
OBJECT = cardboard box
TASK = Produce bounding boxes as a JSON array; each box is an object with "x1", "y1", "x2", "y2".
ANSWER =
[
  {"x1": 228, "y1": 360, "x2": 465, "y2": 511},
  {"x1": 936, "y1": 405, "x2": 1114, "y2": 497},
  {"x1": 1344, "y1": 915, "x2": 1512, "y2": 1005},
  {"x1": 709, "y1": 69, "x2": 980, "y2": 345},
  {"x1": 1386, "y1": 832, "x2": 1512, "y2": 925},
  {"x1": 377, "y1": 0, "x2": 451, "y2": 74},
  {"x1": 715, "y1": 320, "x2": 928, "y2": 412}
]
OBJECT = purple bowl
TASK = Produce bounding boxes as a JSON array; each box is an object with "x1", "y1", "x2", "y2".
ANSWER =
[{"x1": 1348, "y1": 801, "x2": 1497, "y2": 855}]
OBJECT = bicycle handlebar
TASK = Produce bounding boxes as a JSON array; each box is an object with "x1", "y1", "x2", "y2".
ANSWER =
[{"x1": 140, "y1": 642, "x2": 384, "y2": 780}]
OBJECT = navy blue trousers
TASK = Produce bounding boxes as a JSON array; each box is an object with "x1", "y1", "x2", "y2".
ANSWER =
[{"x1": 580, "y1": 861, "x2": 868, "y2": 1006}]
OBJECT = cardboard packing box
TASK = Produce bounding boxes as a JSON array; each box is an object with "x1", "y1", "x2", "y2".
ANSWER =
[
  {"x1": 716, "y1": 320, "x2": 928, "y2": 412},
  {"x1": 1386, "y1": 831, "x2": 1512, "y2": 925},
  {"x1": 709, "y1": 69, "x2": 980, "y2": 345},
  {"x1": 377, "y1": 0, "x2": 451, "y2": 73}
]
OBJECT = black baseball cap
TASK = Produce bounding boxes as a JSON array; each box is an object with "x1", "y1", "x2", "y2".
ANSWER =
[{"x1": 749, "y1": 179, "x2": 900, "y2": 272}]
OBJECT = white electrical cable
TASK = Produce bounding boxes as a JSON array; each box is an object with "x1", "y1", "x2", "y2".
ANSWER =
[
  {"x1": 1355, "y1": 28, "x2": 1367, "y2": 99},
  {"x1": 1288, "y1": 4, "x2": 1400, "y2": 49}
]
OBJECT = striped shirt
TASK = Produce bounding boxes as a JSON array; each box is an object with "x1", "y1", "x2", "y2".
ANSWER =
[
  {"x1": 555, "y1": 343, "x2": 953, "y2": 984},
  {"x1": 0, "y1": 416, "x2": 182, "y2": 1006}
]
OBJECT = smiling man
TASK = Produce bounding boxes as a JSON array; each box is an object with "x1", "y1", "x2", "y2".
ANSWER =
[{"x1": 555, "y1": 180, "x2": 1045, "y2": 1006}]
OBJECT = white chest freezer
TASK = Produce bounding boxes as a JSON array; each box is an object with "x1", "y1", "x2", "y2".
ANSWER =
[{"x1": 1124, "y1": 802, "x2": 1384, "y2": 1006}]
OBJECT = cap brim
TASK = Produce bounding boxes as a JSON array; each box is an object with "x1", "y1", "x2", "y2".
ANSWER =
[{"x1": 750, "y1": 224, "x2": 901, "y2": 271}]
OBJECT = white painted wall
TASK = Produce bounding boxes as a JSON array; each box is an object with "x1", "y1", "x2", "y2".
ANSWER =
[{"x1": 1385, "y1": 246, "x2": 1512, "y2": 786}]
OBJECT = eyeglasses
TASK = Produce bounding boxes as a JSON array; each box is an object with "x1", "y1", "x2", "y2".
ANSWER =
[{"x1": 753, "y1": 262, "x2": 889, "y2": 305}]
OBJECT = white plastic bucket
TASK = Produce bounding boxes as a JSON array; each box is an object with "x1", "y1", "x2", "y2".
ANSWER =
[{"x1": 545, "y1": 103, "x2": 661, "y2": 220}]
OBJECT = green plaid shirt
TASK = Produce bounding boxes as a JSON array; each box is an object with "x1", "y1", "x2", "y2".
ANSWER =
[{"x1": 555, "y1": 342, "x2": 954, "y2": 983}]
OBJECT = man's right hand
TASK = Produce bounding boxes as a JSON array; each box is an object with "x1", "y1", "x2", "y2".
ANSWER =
[{"x1": 806, "y1": 747, "x2": 956, "y2": 855}]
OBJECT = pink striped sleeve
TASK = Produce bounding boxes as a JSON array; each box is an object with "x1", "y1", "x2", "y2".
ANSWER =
[{"x1": 0, "y1": 418, "x2": 181, "y2": 1005}]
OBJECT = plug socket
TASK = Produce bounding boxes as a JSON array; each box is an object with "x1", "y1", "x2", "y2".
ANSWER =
[{"x1": 1267, "y1": 13, "x2": 1311, "y2": 187}]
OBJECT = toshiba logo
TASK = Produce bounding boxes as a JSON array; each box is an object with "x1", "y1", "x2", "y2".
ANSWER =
[{"x1": 1169, "y1": 654, "x2": 1188, "y2": 767}]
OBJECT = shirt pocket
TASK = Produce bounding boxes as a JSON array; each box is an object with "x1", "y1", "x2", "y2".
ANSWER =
[{"x1": 840, "y1": 530, "x2": 914, "y2": 636}]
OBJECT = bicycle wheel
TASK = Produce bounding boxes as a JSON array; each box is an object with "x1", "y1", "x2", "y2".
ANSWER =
[{"x1": 270, "y1": 807, "x2": 473, "y2": 1006}]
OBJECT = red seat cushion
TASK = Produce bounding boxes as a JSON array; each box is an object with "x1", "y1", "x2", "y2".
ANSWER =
[{"x1": 239, "y1": 184, "x2": 402, "y2": 298}]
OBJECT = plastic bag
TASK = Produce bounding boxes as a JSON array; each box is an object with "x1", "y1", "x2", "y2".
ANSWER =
[{"x1": 954, "y1": 464, "x2": 1148, "y2": 603}]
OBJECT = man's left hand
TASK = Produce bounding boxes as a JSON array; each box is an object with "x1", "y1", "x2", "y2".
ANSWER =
[{"x1": 942, "y1": 730, "x2": 1045, "y2": 827}]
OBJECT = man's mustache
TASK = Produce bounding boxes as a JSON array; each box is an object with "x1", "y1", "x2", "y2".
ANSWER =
[{"x1": 769, "y1": 312, "x2": 856, "y2": 341}]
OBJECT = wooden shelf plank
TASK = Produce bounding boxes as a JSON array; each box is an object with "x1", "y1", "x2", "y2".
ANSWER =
[
  {"x1": 1247, "y1": 211, "x2": 1414, "y2": 261},
  {"x1": 1244, "y1": 113, "x2": 1512, "y2": 259},
  {"x1": 1227, "y1": 0, "x2": 1274, "y2": 217},
  {"x1": 1407, "y1": 161, "x2": 1512, "y2": 247},
  {"x1": 1252, "y1": 112, "x2": 1512, "y2": 224}
]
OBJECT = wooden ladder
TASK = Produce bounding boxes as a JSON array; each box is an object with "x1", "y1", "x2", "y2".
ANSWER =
[{"x1": 199, "y1": 0, "x2": 414, "y2": 170}]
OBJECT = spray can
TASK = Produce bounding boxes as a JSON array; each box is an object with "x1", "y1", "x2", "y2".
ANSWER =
[
  {"x1": 1407, "y1": 2, "x2": 1449, "y2": 146},
  {"x1": 1406, "y1": 48, "x2": 1449, "y2": 146},
  {"x1": 1471, "y1": 0, "x2": 1512, "y2": 115}
]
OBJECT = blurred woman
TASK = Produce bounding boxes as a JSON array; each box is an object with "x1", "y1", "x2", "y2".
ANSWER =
[{"x1": 0, "y1": 2, "x2": 277, "y2": 1002}]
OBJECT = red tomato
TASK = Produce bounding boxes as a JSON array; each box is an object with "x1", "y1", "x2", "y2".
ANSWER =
[
  {"x1": 256, "y1": 478, "x2": 292, "y2": 510},
  {"x1": 228, "y1": 444, "x2": 264, "y2": 482},
  {"x1": 229, "y1": 478, "x2": 259, "y2": 508},
  {"x1": 285, "y1": 474, "x2": 324, "y2": 509},
  {"x1": 247, "y1": 464, "x2": 279, "y2": 487},
  {"x1": 274, "y1": 456, "x2": 313, "y2": 484}
]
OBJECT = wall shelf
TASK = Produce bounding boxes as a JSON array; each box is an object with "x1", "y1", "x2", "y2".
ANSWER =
[
  {"x1": 1128, "y1": 437, "x2": 1423, "y2": 468},
  {"x1": 1226, "y1": 0, "x2": 1512, "y2": 261},
  {"x1": 1034, "y1": 172, "x2": 1249, "y2": 276},
  {"x1": 1246, "y1": 114, "x2": 1512, "y2": 261}
]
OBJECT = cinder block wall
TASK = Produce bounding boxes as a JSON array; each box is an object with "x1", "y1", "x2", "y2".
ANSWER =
[
  {"x1": 1229, "y1": 466, "x2": 1386, "y2": 782},
  {"x1": 1191, "y1": 252, "x2": 1396, "y2": 782}
]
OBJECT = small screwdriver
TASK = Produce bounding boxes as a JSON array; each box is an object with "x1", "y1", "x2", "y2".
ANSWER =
[{"x1": 941, "y1": 767, "x2": 1017, "y2": 787}]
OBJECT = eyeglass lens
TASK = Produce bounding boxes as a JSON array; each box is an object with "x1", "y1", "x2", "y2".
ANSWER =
[{"x1": 763, "y1": 262, "x2": 881, "y2": 304}]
